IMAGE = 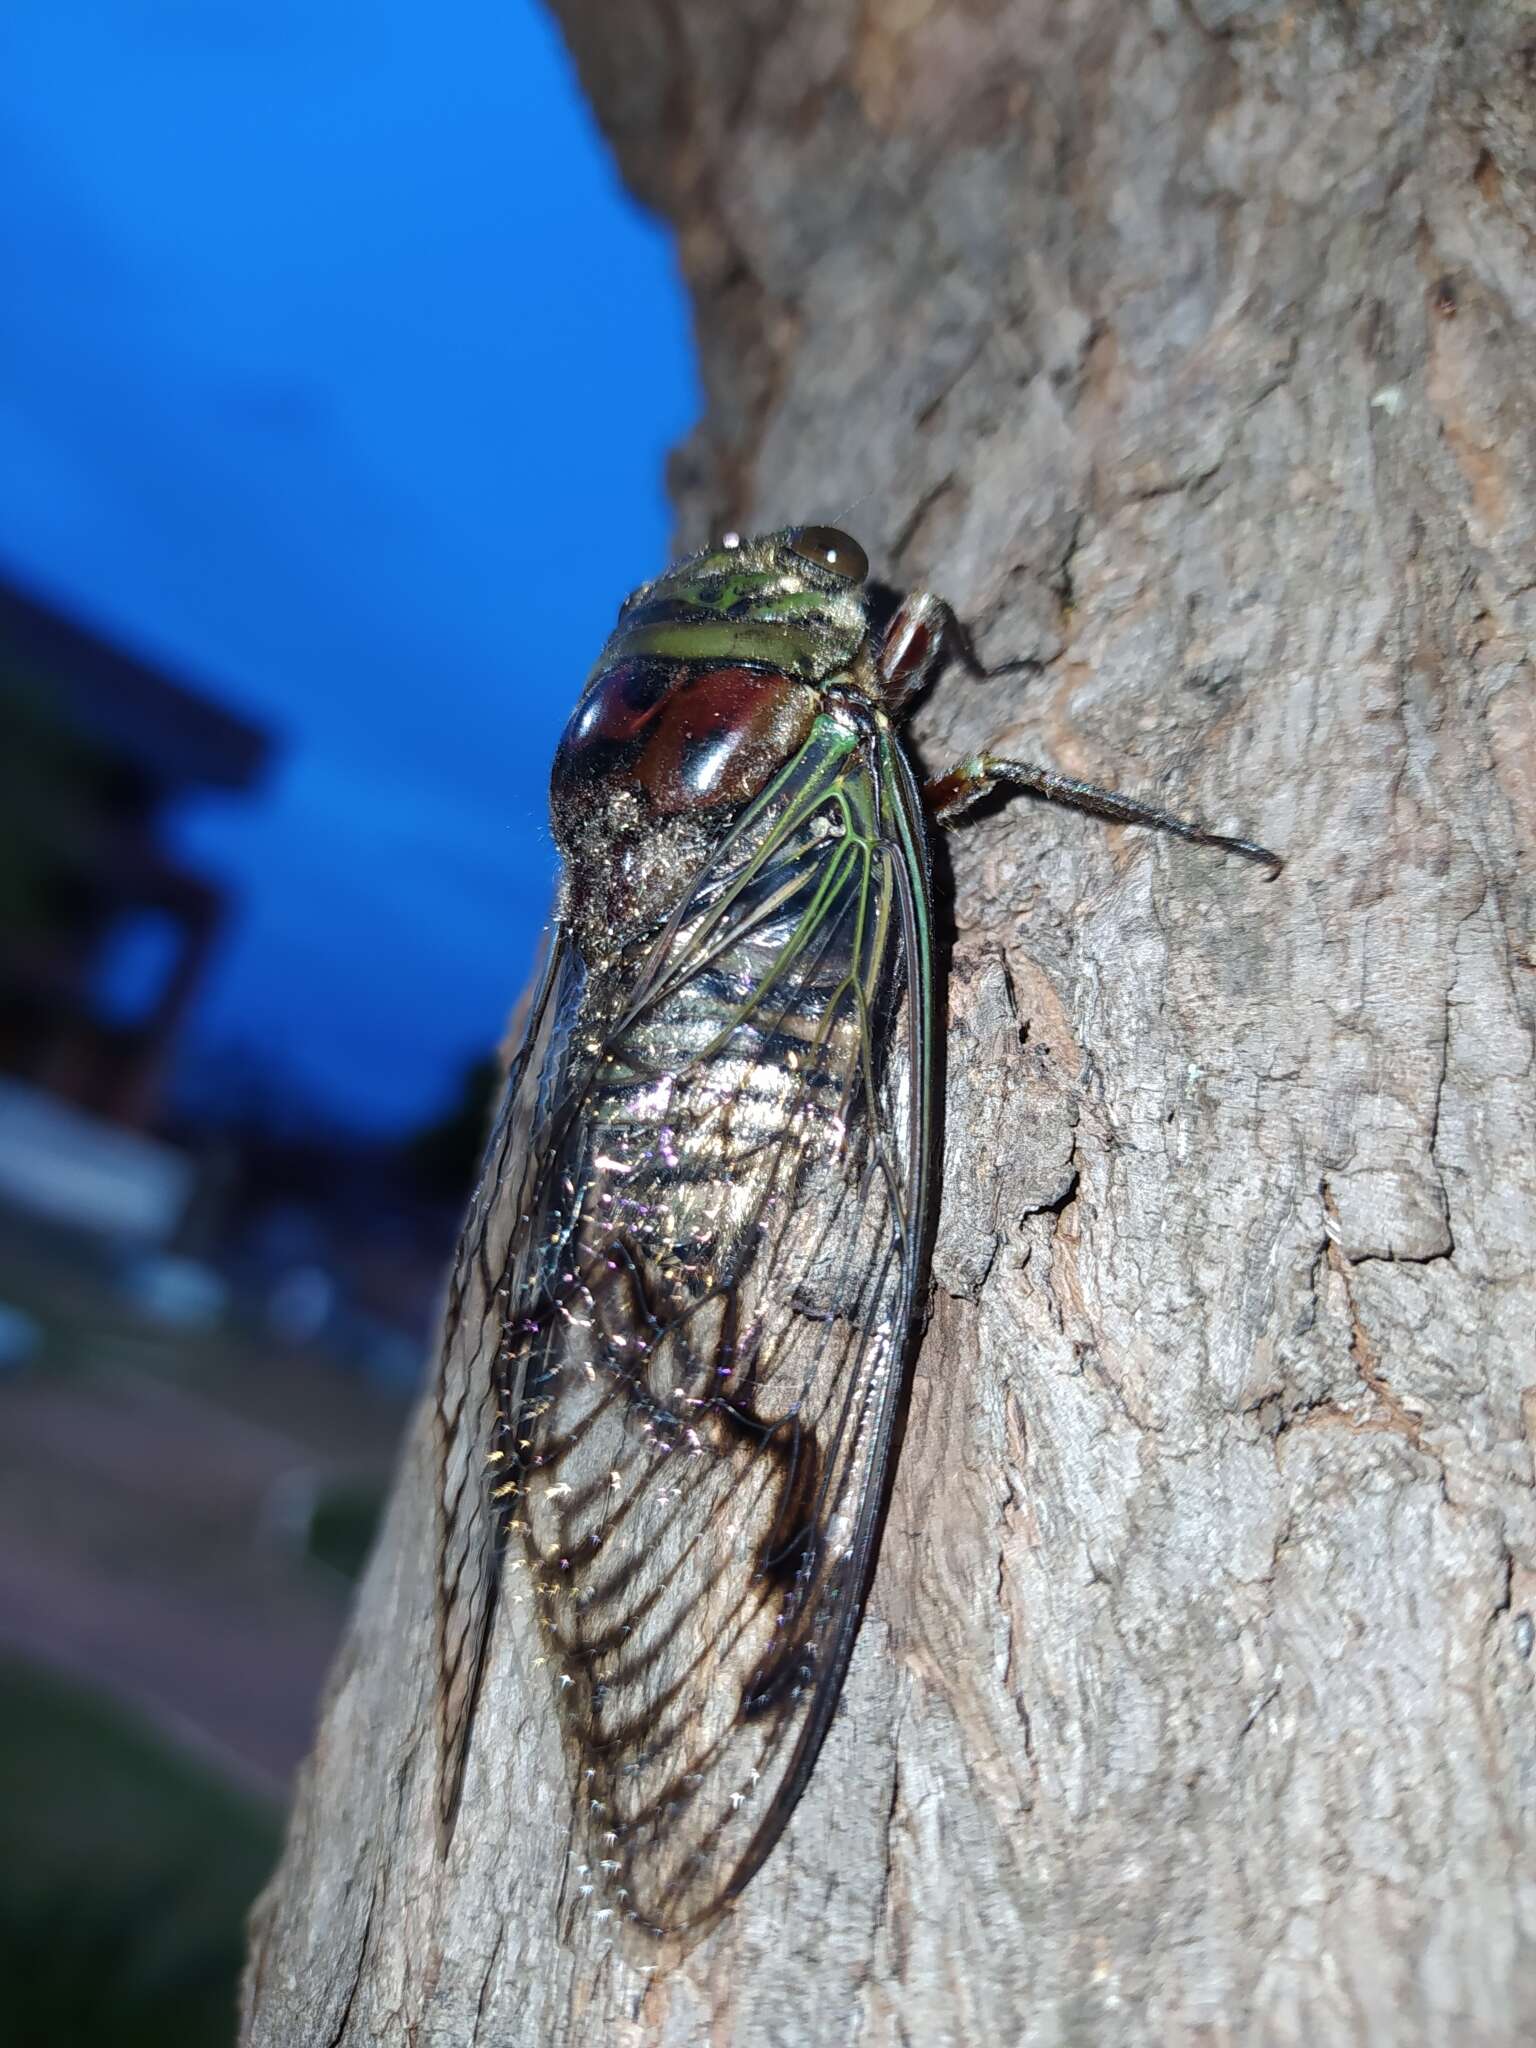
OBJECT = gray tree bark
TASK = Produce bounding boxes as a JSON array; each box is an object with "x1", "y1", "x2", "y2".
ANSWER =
[{"x1": 242, "y1": 3, "x2": 1536, "y2": 2042}]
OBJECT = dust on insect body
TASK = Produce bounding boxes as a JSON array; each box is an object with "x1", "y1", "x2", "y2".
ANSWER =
[{"x1": 433, "y1": 520, "x2": 1280, "y2": 1952}]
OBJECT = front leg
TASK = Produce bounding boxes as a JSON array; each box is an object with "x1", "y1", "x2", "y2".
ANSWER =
[
  {"x1": 874, "y1": 592, "x2": 1033, "y2": 709},
  {"x1": 924, "y1": 752, "x2": 1283, "y2": 875},
  {"x1": 873, "y1": 590, "x2": 959, "y2": 710}
]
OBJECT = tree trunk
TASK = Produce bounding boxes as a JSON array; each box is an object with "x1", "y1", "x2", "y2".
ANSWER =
[{"x1": 241, "y1": 3, "x2": 1536, "y2": 2041}]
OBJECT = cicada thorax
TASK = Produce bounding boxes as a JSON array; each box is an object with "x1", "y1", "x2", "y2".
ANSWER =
[
  {"x1": 555, "y1": 658, "x2": 821, "y2": 817},
  {"x1": 551, "y1": 657, "x2": 821, "y2": 952}
]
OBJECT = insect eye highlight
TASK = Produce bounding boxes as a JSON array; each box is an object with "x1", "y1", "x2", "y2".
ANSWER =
[{"x1": 788, "y1": 526, "x2": 869, "y2": 584}]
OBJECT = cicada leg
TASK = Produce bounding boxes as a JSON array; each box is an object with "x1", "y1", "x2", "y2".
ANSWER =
[
  {"x1": 924, "y1": 752, "x2": 1283, "y2": 874},
  {"x1": 873, "y1": 590, "x2": 959, "y2": 710},
  {"x1": 878, "y1": 589, "x2": 1281, "y2": 871},
  {"x1": 876, "y1": 583, "x2": 1042, "y2": 704}
]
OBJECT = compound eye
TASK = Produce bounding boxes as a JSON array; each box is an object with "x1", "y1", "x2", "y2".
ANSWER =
[{"x1": 788, "y1": 526, "x2": 869, "y2": 583}]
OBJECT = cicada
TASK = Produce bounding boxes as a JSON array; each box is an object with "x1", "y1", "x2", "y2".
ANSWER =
[{"x1": 435, "y1": 525, "x2": 1278, "y2": 1943}]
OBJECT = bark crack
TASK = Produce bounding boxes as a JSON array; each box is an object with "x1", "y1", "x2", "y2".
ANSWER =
[
  {"x1": 326, "y1": 1868, "x2": 380, "y2": 2048},
  {"x1": 471, "y1": 1926, "x2": 505, "y2": 2043}
]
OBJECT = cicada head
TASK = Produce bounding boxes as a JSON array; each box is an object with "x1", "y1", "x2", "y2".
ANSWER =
[{"x1": 605, "y1": 525, "x2": 872, "y2": 680}]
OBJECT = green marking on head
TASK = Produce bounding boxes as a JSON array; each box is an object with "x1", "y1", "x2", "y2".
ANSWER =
[{"x1": 595, "y1": 526, "x2": 873, "y2": 686}]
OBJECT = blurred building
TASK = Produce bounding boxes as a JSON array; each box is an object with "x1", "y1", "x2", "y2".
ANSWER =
[{"x1": 0, "y1": 575, "x2": 270, "y2": 1131}]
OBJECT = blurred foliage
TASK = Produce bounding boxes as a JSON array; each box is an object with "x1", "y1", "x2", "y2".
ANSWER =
[
  {"x1": 0, "y1": 1655, "x2": 280, "y2": 2048},
  {"x1": 306, "y1": 1478, "x2": 386, "y2": 1582}
]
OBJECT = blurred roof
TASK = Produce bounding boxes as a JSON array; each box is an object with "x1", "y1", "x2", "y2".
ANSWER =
[{"x1": 0, "y1": 574, "x2": 271, "y2": 793}]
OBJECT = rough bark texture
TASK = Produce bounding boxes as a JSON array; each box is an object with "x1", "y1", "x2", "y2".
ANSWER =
[{"x1": 242, "y1": 4, "x2": 1536, "y2": 2042}]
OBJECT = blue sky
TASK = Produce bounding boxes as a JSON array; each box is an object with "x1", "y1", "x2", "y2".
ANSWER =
[{"x1": 0, "y1": 1, "x2": 697, "y2": 1130}]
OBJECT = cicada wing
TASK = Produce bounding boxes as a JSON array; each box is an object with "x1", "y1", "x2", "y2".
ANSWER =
[
  {"x1": 434, "y1": 928, "x2": 590, "y2": 1842},
  {"x1": 498, "y1": 721, "x2": 936, "y2": 1938}
]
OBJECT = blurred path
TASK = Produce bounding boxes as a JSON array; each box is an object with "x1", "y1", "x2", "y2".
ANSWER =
[{"x1": 0, "y1": 1357, "x2": 407, "y2": 1789}]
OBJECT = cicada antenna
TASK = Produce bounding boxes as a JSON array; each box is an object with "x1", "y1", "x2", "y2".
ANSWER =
[{"x1": 827, "y1": 486, "x2": 875, "y2": 530}]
